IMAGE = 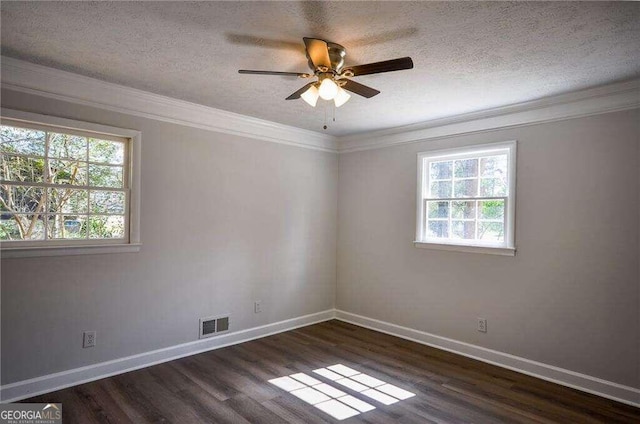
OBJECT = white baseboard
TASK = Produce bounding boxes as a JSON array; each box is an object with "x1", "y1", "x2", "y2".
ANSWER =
[
  {"x1": 335, "y1": 310, "x2": 640, "y2": 408},
  {"x1": 4, "y1": 309, "x2": 639, "y2": 408},
  {"x1": 0, "y1": 309, "x2": 335, "y2": 403}
]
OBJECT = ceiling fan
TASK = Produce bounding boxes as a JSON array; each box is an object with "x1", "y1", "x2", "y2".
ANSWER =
[{"x1": 238, "y1": 37, "x2": 413, "y2": 108}]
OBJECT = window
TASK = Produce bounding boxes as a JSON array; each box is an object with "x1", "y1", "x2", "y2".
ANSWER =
[
  {"x1": 415, "y1": 141, "x2": 516, "y2": 255},
  {"x1": 0, "y1": 110, "x2": 140, "y2": 256}
]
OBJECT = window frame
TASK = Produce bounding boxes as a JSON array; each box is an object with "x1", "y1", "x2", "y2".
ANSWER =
[
  {"x1": 1, "y1": 109, "x2": 141, "y2": 257},
  {"x1": 414, "y1": 140, "x2": 516, "y2": 256}
]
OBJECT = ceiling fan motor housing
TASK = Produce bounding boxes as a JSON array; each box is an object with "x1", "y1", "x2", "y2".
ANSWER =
[
  {"x1": 326, "y1": 42, "x2": 347, "y2": 73},
  {"x1": 306, "y1": 40, "x2": 347, "y2": 74}
]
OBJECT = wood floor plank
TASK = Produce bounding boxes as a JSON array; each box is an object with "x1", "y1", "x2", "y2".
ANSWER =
[
  {"x1": 190, "y1": 352, "x2": 281, "y2": 403},
  {"x1": 262, "y1": 396, "x2": 334, "y2": 424},
  {"x1": 224, "y1": 393, "x2": 289, "y2": 424},
  {"x1": 170, "y1": 356, "x2": 239, "y2": 401},
  {"x1": 117, "y1": 368, "x2": 205, "y2": 424},
  {"x1": 74, "y1": 382, "x2": 136, "y2": 424},
  {"x1": 173, "y1": 386, "x2": 253, "y2": 424},
  {"x1": 21, "y1": 320, "x2": 640, "y2": 423},
  {"x1": 98, "y1": 377, "x2": 161, "y2": 423}
]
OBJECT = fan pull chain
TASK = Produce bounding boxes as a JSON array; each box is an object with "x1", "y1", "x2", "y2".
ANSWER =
[
  {"x1": 321, "y1": 101, "x2": 338, "y2": 130},
  {"x1": 323, "y1": 102, "x2": 328, "y2": 130}
]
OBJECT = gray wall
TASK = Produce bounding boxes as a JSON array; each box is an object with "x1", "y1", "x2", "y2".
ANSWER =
[
  {"x1": 1, "y1": 89, "x2": 338, "y2": 384},
  {"x1": 337, "y1": 110, "x2": 640, "y2": 389},
  {"x1": 2, "y1": 87, "x2": 639, "y2": 392}
]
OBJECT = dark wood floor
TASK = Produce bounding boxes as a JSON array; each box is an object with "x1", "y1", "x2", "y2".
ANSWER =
[{"x1": 25, "y1": 320, "x2": 640, "y2": 423}]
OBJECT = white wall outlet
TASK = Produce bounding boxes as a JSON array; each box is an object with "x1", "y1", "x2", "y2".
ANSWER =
[
  {"x1": 254, "y1": 301, "x2": 262, "y2": 314},
  {"x1": 477, "y1": 318, "x2": 487, "y2": 333},
  {"x1": 83, "y1": 331, "x2": 96, "y2": 348}
]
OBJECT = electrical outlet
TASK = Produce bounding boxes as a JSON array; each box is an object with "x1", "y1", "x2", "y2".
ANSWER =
[
  {"x1": 477, "y1": 318, "x2": 487, "y2": 333},
  {"x1": 83, "y1": 331, "x2": 96, "y2": 348},
  {"x1": 254, "y1": 301, "x2": 262, "y2": 314}
]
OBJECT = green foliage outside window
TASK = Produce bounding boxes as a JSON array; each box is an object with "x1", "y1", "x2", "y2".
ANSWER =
[{"x1": 1, "y1": 124, "x2": 127, "y2": 242}]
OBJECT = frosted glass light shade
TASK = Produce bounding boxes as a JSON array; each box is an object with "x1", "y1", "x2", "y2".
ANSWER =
[
  {"x1": 318, "y1": 78, "x2": 339, "y2": 100},
  {"x1": 334, "y1": 87, "x2": 351, "y2": 107},
  {"x1": 301, "y1": 85, "x2": 320, "y2": 107}
]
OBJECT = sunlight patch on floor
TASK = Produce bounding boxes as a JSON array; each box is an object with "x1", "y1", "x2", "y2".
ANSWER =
[{"x1": 268, "y1": 364, "x2": 415, "y2": 420}]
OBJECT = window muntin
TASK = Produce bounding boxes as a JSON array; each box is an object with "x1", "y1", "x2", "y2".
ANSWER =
[
  {"x1": 417, "y1": 142, "x2": 515, "y2": 250},
  {"x1": 1, "y1": 120, "x2": 130, "y2": 246}
]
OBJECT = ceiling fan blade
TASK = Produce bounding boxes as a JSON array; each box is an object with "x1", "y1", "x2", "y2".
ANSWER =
[
  {"x1": 343, "y1": 57, "x2": 413, "y2": 77},
  {"x1": 341, "y1": 79, "x2": 380, "y2": 98},
  {"x1": 303, "y1": 37, "x2": 332, "y2": 70},
  {"x1": 239, "y1": 70, "x2": 310, "y2": 77},
  {"x1": 286, "y1": 82, "x2": 315, "y2": 100}
]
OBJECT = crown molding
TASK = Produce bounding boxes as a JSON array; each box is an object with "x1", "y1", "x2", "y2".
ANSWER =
[
  {"x1": 2, "y1": 57, "x2": 638, "y2": 155},
  {"x1": 0, "y1": 56, "x2": 338, "y2": 153},
  {"x1": 338, "y1": 79, "x2": 640, "y2": 153}
]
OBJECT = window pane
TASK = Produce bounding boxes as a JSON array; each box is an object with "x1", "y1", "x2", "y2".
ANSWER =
[
  {"x1": 49, "y1": 160, "x2": 87, "y2": 185},
  {"x1": 49, "y1": 133, "x2": 87, "y2": 160},
  {"x1": 419, "y1": 145, "x2": 513, "y2": 248},
  {"x1": 48, "y1": 188, "x2": 88, "y2": 214},
  {"x1": 480, "y1": 177, "x2": 507, "y2": 196},
  {"x1": 89, "y1": 139, "x2": 125, "y2": 164},
  {"x1": 90, "y1": 191, "x2": 125, "y2": 214},
  {"x1": 479, "y1": 200, "x2": 505, "y2": 220},
  {"x1": 89, "y1": 215, "x2": 125, "y2": 239},
  {"x1": 453, "y1": 179, "x2": 478, "y2": 198},
  {"x1": 480, "y1": 155, "x2": 507, "y2": 177},
  {"x1": 454, "y1": 159, "x2": 478, "y2": 178},
  {"x1": 0, "y1": 214, "x2": 45, "y2": 240},
  {"x1": 451, "y1": 201, "x2": 476, "y2": 219},
  {"x1": 452, "y1": 221, "x2": 476, "y2": 239},
  {"x1": 429, "y1": 161, "x2": 452, "y2": 180},
  {"x1": 0, "y1": 126, "x2": 45, "y2": 156},
  {"x1": 0, "y1": 214, "x2": 21, "y2": 240},
  {"x1": 1, "y1": 154, "x2": 46, "y2": 183},
  {"x1": 47, "y1": 215, "x2": 87, "y2": 239},
  {"x1": 427, "y1": 220, "x2": 448, "y2": 238},
  {"x1": 89, "y1": 165, "x2": 123, "y2": 188},
  {"x1": 1, "y1": 185, "x2": 44, "y2": 213},
  {"x1": 478, "y1": 222, "x2": 504, "y2": 242},
  {"x1": 427, "y1": 201, "x2": 449, "y2": 219},
  {"x1": 429, "y1": 181, "x2": 451, "y2": 198}
]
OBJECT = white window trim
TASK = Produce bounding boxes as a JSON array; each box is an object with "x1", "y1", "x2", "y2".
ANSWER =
[
  {"x1": 414, "y1": 140, "x2": 516, "y2": 256},
  {"x1": 0, "y1": 108, "x2": 141, "y2": 258}
]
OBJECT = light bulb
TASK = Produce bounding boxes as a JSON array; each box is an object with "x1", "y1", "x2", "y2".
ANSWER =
[
  {"x1": 300, "y1": 84, "x2": 319, "y2": 107},
  {"x1": 318, "y1": 78, "x2": 339, "y2": 100},
  {"x1": 334, "y1": 87, "x2": 351, "y2": 107}
]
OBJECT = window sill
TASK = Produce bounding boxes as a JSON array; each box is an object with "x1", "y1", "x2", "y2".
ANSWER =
[
  {"x1": 1, "y1": 243, "x2": 142, "y2": 258},
  {"x1": 413, "y1": 241, "x2": 515, "y2": 256}
]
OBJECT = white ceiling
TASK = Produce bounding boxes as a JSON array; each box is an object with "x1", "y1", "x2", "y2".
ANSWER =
[{"x1": 1, "y1": 1, "x2": 639, "y2": 136}]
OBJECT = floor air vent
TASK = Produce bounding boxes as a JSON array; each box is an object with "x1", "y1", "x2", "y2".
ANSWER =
[{"x1": 199, "y1": 315, "x2": 230, "y2": 339}]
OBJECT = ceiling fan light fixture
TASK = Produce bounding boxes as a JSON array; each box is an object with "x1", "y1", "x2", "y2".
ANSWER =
[
  {"x1": 318, "y1": 78, "x2": 339, "y2": 100},
  {"x1": 334, "y1": 87, "x2": 351, "y2": 107},
  {"x1": 301, "y1": 84, "x2": 320, "y2": 107}
]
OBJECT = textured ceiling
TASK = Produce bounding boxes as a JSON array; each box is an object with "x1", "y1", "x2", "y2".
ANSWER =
[{"x1": 1, "y1": 1, "x2": 639, "y2": 136}]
